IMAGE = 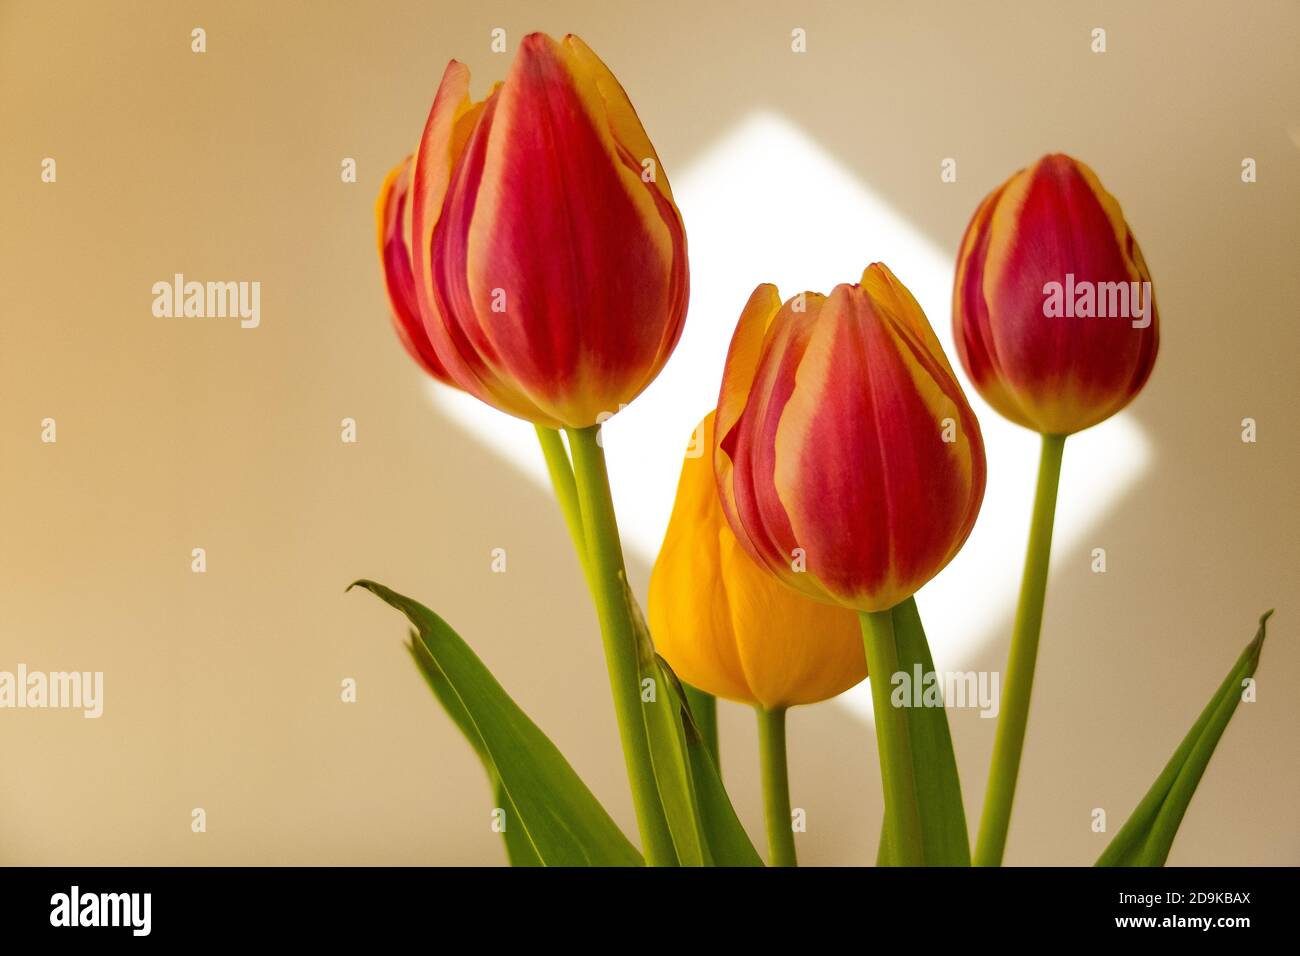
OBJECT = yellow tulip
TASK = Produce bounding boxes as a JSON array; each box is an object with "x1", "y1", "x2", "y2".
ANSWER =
[{"x1": 649, "y1": 412, "x2": 866, "y2": 710}]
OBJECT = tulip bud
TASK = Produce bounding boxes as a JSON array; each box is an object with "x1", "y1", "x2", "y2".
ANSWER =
[
  {"x1": 713, "y1": 265, "x2": 986, "y2": 613},
  {"x1": 376, "y1": 157, "x2": 455, "y2": 385},
  {"x1": 649, "y1": 413, "x2": 866, "y2": 709},
  {"x1": 400, "y1": 33, "x2": 688, "y2": 428},
  {"x1": 953, "y1": 154, "x2": 1159, "y2": 436}
]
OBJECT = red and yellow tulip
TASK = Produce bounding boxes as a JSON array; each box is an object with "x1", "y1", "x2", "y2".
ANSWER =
[
  {"x1": 649, "y1": 412, "x2": 867, "y2": 710},
  {"x1": 714, "y1": 265, "x2": 986, "y2": 613},
  {"x1": 380, "y1": 33, "x2": 688, "y2": 428},
  {"x1": 953, "y1": 153, "x2": 1158, "y2": 436}
]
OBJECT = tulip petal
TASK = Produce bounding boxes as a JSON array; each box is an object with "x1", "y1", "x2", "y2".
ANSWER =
[
  {"x1": 650, "y1": 416, "x2": 755, "y2": 704},
  {"x1": 953, "y1": 181, "x2": 1038, "y2": 430},
  {"x1": 721, "y1": 293, "x2": 826, "y2": 590},
  {"x1": 720, "y1": 529, "x2": 866, "y2": 709},
  {"x1": 560, "y1": 34, "x2": 681, "y2": 215},
  {"x1": 411, "y1": 60, "x2": 482, "y2": 325},
  {"x1": 377, "y1": 157, "x2": 452, "y2": 383},
  {"x1": 427, "y1": 89, "x2": 544, "y2": 419},
  {"x1": 715, "y1": 284, "x2": 781, "y2": 460},
  {"x1": 714, "y1": 283, "x2": 782, "y2": 536},
  {"x1": 558, "y1": 36, "x2": 690, "y2": 404}
]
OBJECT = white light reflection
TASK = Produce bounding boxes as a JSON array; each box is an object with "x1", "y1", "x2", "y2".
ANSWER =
[{"x1": 430, "y1": 111, "x2": 1150, "y2": 719}]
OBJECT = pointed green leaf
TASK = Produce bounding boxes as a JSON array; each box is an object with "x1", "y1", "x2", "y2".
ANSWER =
[
  {"x1": 683, "y1": 682, "x2": 720, "y2": 771},
  {"x1": 405, "y1": 638, "x2": 542, "y2": 866},
  {"x1": 657, "y1": 656, "x2": 764, "y2": 867},
  {"x1": 1097, "y1": 610, "x2": 1273, "y2": 867},
  {"x1": 492, "y1": 778, "x2": 544, "y2": 866},
  {"x1": 622, "y1": 576, "x2": 762, "y2": 867},
  {"x1": 352, "y1": 579, "x2": 642, "y2": 867},
  {"x1": 622, "y1": 579, "x2": 709, "y2": 865},
  {"x1": 877, "y1": 597, "x2": 971, "y2": 866}
]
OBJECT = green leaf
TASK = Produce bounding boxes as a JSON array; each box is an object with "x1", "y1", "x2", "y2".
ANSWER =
[
  {"x1": 1097, "y1": 610, "x2": 1273, "y2": 867},
  {"x1": 623, "y1": 577, "x2": 763, "y2": 867},
  {"x1": 405, "y1": 638, "x2": 541, "y2": 866},
  {"x1": 622, "y1": 580, "x2": 709, "y2": 865},
  {"x1": 877, "y1": 597, "x2": 971, "y2": 866},
  {"x1": 352, "y1": 579, "x2": 642, "y2": 867},
  {"x1": 682, "y1": 682, "x2": 720, "y2": 771},
  {"x1": 658, "y1": 656, "x2": 765, "y2": 867},
  {"x1": 492, "y1": 778, "x2": 545, "y2": 866}
]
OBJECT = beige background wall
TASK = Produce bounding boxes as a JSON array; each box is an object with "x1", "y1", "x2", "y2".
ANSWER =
[{"x1": 1, "y1": 0, "x2": 1296, "y2": 865}]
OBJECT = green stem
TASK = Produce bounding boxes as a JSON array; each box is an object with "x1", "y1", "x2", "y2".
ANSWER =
[
  {"x1": 756, "y1": 706, "x2": 797, "y2": 866},
  {"x1": 533, "y1": 425, "x2": 591, "y2": 585},
  {"x1": 974, "y1": 432, "x2": 1066, "y2": 867},
  {"x1": 860, "y1": 609, "x2": 925, "y2": 866},
  {"x1": 565, "y1": 424, "x2": 676, "y2": 866}
]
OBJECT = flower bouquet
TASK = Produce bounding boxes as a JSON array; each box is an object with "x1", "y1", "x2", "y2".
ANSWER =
[{"x1": 355, "y1": 33, "x2": 1271, "y2": 867}]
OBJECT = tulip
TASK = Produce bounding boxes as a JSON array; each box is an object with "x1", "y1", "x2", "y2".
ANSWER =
[
  {"x1": 953, "y1": 153, "x2": 1158, "y2": 437},
  {"x1": 651, "y1": 411, "x2": 866, "y2": 866},
  {"x1": 713, "y1": 264, "x2": 984, "y2": 865},
  {"x1": 714, "y1": 265, "x2": 986, "y2": 614},
  {"x1": 955, "y1": 155, "x2": 1158, "y2": 867},
  {"x1": 378, "y1": 32, "x2": 690, "y2": 864},
  {"x1": 403, "y1": 33, "x2": 688, "y2": 429}
]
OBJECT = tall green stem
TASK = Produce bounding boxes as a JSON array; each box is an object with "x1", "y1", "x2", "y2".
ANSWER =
[
  {"x1": 860, "y1": 609, "x2": 925, "y2": 866},
  {"x1": 756, "y1": 706, "x2": 797, "y2": 866},
  {"x1": 534, "y1": 426, "x2": 590, "y2": 585},
  {"x1": 565, "y1": 424, "x2": 676, "y2": 866},
  {"x1": 974, "y1": 432, "x2": 1066, "y2": 867}
]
